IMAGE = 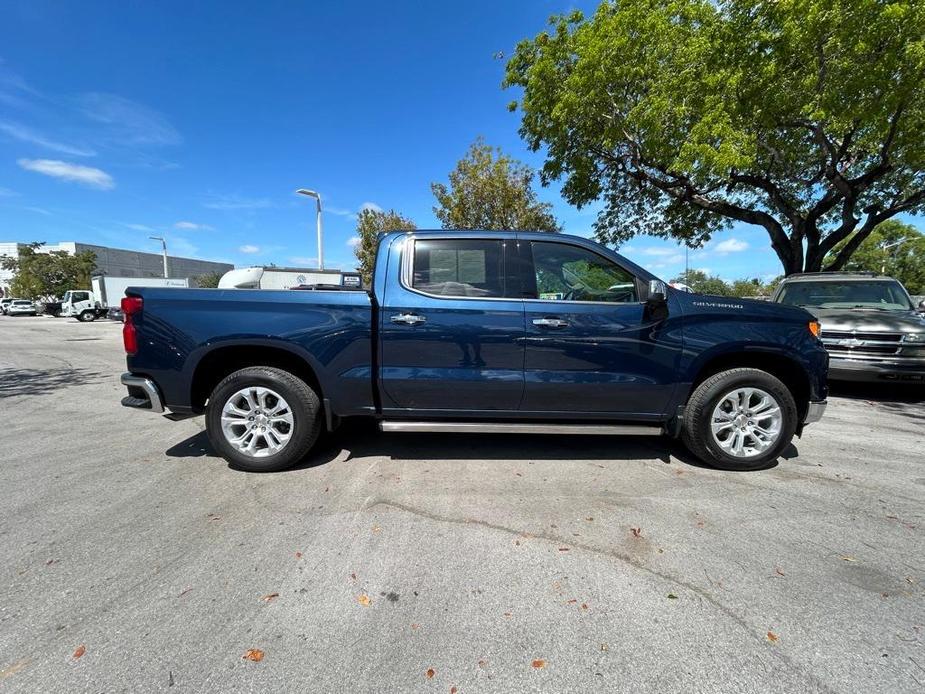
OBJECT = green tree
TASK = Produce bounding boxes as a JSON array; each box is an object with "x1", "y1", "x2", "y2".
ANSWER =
[
  {"x1": 195, "y1": 271, "x2": 224, "y2": 288},
  {"x1": 504, "y1": 0, "x2": 925, "y2": 275},
  {"x1": 432, "y1": 137, "x2": 561, "y2": 232},
  {"x1": 354, "y1": 208, "x2": 417, "y2": 285},
  {"x1": 1, "y1": 243, "x2": 96, "y2": 299},
  {"x1": 728, "y1": 278, "x2": 764, "y2": 298},
  {"x1": 672, "y1": 269, "x2": 731, "y2": 296},
  {"x1": 826, "y1": 219, "x2": 925, "y2": 293}
]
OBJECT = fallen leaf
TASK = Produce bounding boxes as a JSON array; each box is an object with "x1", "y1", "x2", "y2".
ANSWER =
[
  {"x1": 585, "y1": 517, "x2": 594, "y2": 522},
  {"x1": 630, "y1": 527, "x2": 641, "y2": 538},
  {"x1": 242, "y1": 649, "x2": 264, "y2": 662},
  {"x1": 295, "y1": 551, "x2": 303, "y2": 559},
  {"x1": 532, "y1": 659, "x2": 546, "y2": 669},
  {"x1": 178, "y1": 587, "x2": 193, "y2": 598},
  {"x1": 358, "y1": 594, "x2": 371, "y2": 606},
  {"x1": 600, "y1": 643, "x2": 609, "y2": 652},
  {"x1": 667, "y1": 593, "x2": 678, "y2": 600},
  {"x1": 46, "y1": 559, "x2": 58, "y2": 566},
  {"x1": 261, "y1": 593, "x2": 279, "y2": 602},
  {"x1": 426, "y1": 668, "x2": 435, "y2": 679},
  {"x1": 840, "y1": 556, "x2": 857, "y2": 562},
  {"x1": 581, "y1": 603, "x2": 588, "y2": 610},
  {"x1": 558, "y1": 547, "x2": 569, "y2": 552},
  {"x1": 72, "y1": 645, "x2": 86, "y2": 659},
  {"x1": 350, "y1": 573, "x2": 357, "y2": 581},
  {"x1": 774, "y1": 568, "x2": 786, "y2": 577},
  {"x1": 371, "y1": 525, "x2": 381, "y2": 534},
  {"x1": 566, "y1": 598, "x2": 577, "y2": 604},
  {"x1": 411, "y1": 623, "x2": 420, "y2": 630},
  {"x1": 450, "y1": 687, "x2": 457, "y2": 694},
  {"x1": 477, "y1": 660, "x2": 487, "y2": 668},
  {"x1": 767, "y1": 631, "x2": 779, "y2": 643},
  {"x1": 503, "y1": 612, "x2": 512, "y2": 618}
]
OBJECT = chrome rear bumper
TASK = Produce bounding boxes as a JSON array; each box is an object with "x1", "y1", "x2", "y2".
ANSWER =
[
  {"x1": 804, "y1": 400, "x2": 827, "y2": 424},
  {"x1": 120, "y1": 373, "x2": 165, "y2": 414}
]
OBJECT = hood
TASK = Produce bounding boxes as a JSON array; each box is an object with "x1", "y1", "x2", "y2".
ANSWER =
[{"x1": 813, "y1": 307, "x2": 925, "y2": 334}]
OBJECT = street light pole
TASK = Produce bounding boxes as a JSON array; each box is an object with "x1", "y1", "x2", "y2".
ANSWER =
[
  {"x1": 149, "y1": 236, "x2": 168, "y2": 278},
  {"x1": 295, "y1": 189, "x2": 324, "y2": 270},
  {"x1": 880, "y1": 237, "x2": 909, "y2": 274}
]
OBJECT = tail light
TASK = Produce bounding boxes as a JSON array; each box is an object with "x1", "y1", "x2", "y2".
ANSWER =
[{"x1": 121, "y1": 296, "x2": 143, "y2": 355}]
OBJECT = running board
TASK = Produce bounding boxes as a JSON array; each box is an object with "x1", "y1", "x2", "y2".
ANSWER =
[{"x1": 379, "y1": 421, "x2": 662, "y2": 436}]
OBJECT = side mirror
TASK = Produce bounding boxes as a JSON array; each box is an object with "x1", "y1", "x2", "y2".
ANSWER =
[
  {"x1": 918, "y1": 299, "x2": 925, "y2": 313},
  {"x1": 644, "y1": 279, "x2": 669, "y2": 322},
  {"x1": 648, "y1": 279, "x2": 667, "y2": 302}
]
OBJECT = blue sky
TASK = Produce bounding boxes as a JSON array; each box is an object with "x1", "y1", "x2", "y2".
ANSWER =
[{"x1": 0, "y1": 1, "x2": 903, "y2": 282}]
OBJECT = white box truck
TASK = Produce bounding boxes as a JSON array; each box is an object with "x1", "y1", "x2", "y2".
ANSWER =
[
  {"x1": 61, "y1": 276, "x2": 190, "y2": 321},
  {"x1": 218, "y1": 266, "x2": 353, "y2": 289}
]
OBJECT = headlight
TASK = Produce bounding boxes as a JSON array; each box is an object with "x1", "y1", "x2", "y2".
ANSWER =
[{"x1": 905, "y1": 333, "x2": 923, "y2": 343}]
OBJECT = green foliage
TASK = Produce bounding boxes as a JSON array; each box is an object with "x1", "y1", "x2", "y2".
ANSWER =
[
  {"x1": 432, "y1": 137, "x2": 561, "y2": 232},
  {"x1": 672, "y1": 269, "x2": 732, "y2": 296},
  {"x1": 826, "y1": 219, "x2": 925, "y2": 293},
  {"x1": 505, "y1": 0, "x2": 925, "y2": 274},
  {"x1": 194, "y1": 271, "x2": 224, "y2": 288},
  {"x1": 672, "y1": 270, "x2": 780, "y2": 298},
  {"x1": 354, "y1": 208, "x2": 417, "y2": 285},
  {"x1": 1, "y1": 243, "x2": 96, "y2": 299}
]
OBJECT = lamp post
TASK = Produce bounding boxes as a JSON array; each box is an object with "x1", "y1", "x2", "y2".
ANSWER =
[
  {"x1": 880, "y1": 237, "x2": 909, "y2": 274},
  {"x1": 149, "y1": 236, "x2": 168, "y2": 278},
  {"x1": 295, "y1": 189, "x2": 324, "y2": 270}
]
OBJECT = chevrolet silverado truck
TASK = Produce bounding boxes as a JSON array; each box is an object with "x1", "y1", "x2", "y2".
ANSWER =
[{"x1": 119, "y1": 231, "x2": 828, "y2": 472}]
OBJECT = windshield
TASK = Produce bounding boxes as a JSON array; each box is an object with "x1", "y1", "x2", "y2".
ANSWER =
[{"x1": 777, "y1": 279, "x2": 913, "y2": 311}]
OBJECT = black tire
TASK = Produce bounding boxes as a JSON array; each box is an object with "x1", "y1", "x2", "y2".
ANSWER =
[
  {"x1": 681, "y1": 368, "x2": 798, "y2": 471},
  {"x1": 77, "y1": 310, "x2": 96, "y2": 322},
  {"x1": 205, "y1": 366, "x2": 322, "y2": 472}
]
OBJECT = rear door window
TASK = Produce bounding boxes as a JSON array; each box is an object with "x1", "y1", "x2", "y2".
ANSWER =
[{"x1": 411, "y1": 239, "x2": 505, "y2": 298}]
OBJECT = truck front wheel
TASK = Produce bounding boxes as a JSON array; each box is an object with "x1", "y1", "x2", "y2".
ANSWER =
[
  {"x1": 205, "y1": 366, "x2": 322, "y2": 472},
  {"x1": 681, "y1": 368, "x2": 798, "y2": 471},
  {"x1": 77, "y1": 310, "x2": 97, "y2": 322}
]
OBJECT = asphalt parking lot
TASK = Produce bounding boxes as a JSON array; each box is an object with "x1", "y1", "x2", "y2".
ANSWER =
[{"x1": 1, "y1": 315, "x2": 923, "y2": 693}]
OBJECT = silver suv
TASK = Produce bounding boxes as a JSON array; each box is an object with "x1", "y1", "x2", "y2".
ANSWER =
[{"x1": 773, "y1": 272, "x2": 925, "y2": 383}]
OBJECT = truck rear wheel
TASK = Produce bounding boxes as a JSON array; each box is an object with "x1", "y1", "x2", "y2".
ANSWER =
[
  {"x1": 681, "y1": 368, "x2": 798, "y2": 471},
  {"x1": 205, "y1": 366, "x2": 322, "y2": 472},
  {"x1": 77, "y1": 310, "x2": 96, "y2": 322}
]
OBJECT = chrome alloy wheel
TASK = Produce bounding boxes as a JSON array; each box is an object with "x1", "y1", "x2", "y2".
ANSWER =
[
  {"x1": 220, "y1": 386, "x2": 294, "y2": 458},
  {"x1": 709, "y1": 387, "x2": 783, "y2": 458}
]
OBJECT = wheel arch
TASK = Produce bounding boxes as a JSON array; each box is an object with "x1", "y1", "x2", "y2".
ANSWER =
[
  {"x1": 190, "y1": 343, "x2": 324, "y2": 413},
  {"x1": 685, "y1": 349, "x2": 811, "y2": 422}
]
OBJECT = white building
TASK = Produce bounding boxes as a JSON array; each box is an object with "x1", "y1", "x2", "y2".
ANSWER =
[{"x1": 0, "y1": 241, "x2": 233, "y2": 294}]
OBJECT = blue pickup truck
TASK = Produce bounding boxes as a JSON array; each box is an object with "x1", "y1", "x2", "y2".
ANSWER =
[{"x1": 120, "y1": 231, "x2": 828, "y2": 472}]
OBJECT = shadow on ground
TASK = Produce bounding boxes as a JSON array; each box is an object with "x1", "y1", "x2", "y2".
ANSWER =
[
  {"x1": 166, "y1": 420, "x2": 793, "y2": 474},
  {"x1": 0, "y1": 367, "x2": 111, "y2": 398}
]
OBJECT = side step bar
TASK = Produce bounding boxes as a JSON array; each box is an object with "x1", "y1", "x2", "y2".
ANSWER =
[{"x1": 379, "y1": 421, "x2": 662, "y2": 436}]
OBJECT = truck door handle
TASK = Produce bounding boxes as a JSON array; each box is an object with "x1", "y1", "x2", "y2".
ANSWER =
[
  {"x1": 532, "y1": 317, "x2": 569, "y2": 328},
  {"x1": 391, "y1": 313, "x2": 427, "y2": 326}
]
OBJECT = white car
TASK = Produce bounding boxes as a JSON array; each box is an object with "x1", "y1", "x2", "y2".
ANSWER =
[{"x1": 6, "y1": 299, "x2": 37, "y2": 316}]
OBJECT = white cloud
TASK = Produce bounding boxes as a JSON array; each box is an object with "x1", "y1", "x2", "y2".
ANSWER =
[
  {"x1": 174, "y1": 221, "x2": 213, "y2": 231},
  {"x1": 714, "y1": 238, "x2": 749, "y2": 254},
  {"x1": 124, "y1": 223, "x2": 155, "y2": 232},
  {"x1": 347, "y1": 236, "x2": 361, "y2": 248},
  {"x1": 360, "y1": 201, "x2": 383, "y2": 213},
  {"x1": 18, "y1": 158, "x2": 114, "y2": 190},
  {"x1": 289, "y1": 256, "x2": 318, "y2": 266},
  {"x1": 239, "y1": 244, "x2": 260, "y2": 254},
  {"x1": 326, "y1": 206, "x2": 356, "y2": 219},
  {"x1": 204, "y1": 193, "x2": 272, "y2": 210},
  {"x1": 0, "y1": 120, "x2": 96, "y2": 157},
  {"x1": 0, "y1": 186, "x2": 19, "y2": 197},
  {"x1": 79, "y1": 93, "x2": 181, "y2": 146}
]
